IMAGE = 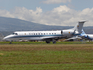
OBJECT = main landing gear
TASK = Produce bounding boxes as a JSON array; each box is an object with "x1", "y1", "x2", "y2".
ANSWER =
[
  {"x1": 52, "y1": 40, "x2": 56, "y2": 44},
  {"x1": 46, "y1": 40, "x2": 51, "y2": 44},
  {"x1": 46, "y1": 39, "x2": 56, "y2": 44}
]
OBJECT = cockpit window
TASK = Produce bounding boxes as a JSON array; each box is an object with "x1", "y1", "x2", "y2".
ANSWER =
[{"x1": 12, "y1": 33, "x2": 18, "y2": 35}]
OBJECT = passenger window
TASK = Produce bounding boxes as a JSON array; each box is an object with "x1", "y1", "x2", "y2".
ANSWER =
[{"x1": 61, "y1": 31, "x2": 63, "y2": 34}]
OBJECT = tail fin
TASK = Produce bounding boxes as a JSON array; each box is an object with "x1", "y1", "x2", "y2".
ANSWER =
[
  {"x1": 73, "y1": 21, "x2": 86, "y2": 34},
  {"x1": 80, "y1": 29, "x2": 89, "y2": 39},
  {"x1": 80, "y1": 29, "x2": 92, "y2": 40},
  {"x1": 81, "y1": 29, "x2": 86, "y2": 35},
  {"x1": 80, "y1": 29, "x2": 87, "y2": 37}
]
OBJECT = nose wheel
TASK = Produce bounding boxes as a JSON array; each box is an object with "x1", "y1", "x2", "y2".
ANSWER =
[{"x1": 9, "y1": 40, "x2": 13, "y2": 44}]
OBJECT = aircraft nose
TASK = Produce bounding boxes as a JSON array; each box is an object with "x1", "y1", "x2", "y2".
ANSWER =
[
  {"x1": 3, "y1": 36, "x2": 8, "y2": 40},
  {"x1": 3, "y1": 35, "x2": 12, "y2": 41},
  {"x1": 3, "y1": 35, "x2": 14, "y2": 41}
]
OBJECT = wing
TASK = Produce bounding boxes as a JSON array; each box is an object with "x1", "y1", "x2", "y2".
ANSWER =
[
  {"x1": 42, "y1": 36, "x2": 62, "y2": 41},
  {"x1": 64, "y1": 36, "x2": 82, "y2": 41}
]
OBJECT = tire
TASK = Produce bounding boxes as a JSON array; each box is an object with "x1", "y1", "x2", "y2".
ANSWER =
[{"x1": 46, "y1": 41, "x2": 50, "y2": 44}]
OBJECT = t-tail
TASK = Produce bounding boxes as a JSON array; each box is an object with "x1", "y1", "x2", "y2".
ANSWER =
[
  {"x1": 62, "y1": 21, "x2": 86, "y2": 37},
  {"x1": 73, "y1": 21, "x2": 86, "y2": 35},
  {"x1": 62, "y1": 21, "x2": 86, "y2": 41}
]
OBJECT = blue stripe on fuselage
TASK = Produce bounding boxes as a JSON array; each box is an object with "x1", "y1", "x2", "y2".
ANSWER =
[{"x1": 9, "y1": 34, "x2": 62, "y2": 38}]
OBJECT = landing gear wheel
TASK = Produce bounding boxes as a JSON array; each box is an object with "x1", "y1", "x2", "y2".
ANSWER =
[
  {"x1": 9, "y1": 40, "x2": 13, "y2": 44},
  {"x1": 52, "y1": 40, "x2": 56, "y2": 44},
  {"x1": 9, "y1": 41, "x2": 12, "y2": 44},
  {"x1": 46, "y1": 41, "x2": 50, "y2": 44}
]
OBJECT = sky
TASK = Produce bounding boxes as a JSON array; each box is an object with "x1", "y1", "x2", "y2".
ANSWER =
[{"x1": 0, "y1": 0, "x2": 93, "y2": 26}]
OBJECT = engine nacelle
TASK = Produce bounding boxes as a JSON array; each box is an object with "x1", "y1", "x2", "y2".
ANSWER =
[{"x1": 61, "y1": 29, "x2": 74, "y2": 37}]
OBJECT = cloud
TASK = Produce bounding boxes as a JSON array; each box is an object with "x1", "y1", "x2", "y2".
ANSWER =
[
  {"x1": 12, "y1": 7, "x2": 42, "y2": 21},
  {"x1": 0, "y1": 5, "x2": 93, "y2": 26},
  {"x1": 42, "y1": 0, "x2": 71, "y2": 4},
  {"x1": 0, "y1": 10, "x2": 14, "y2": 18}
]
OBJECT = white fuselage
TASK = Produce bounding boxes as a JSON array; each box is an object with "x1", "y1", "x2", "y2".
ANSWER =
[
  {"x1": 86, "y1": 34, "x2": 93, "y2": 40},
  {"x1": 3, "y1": 30, "x2": 74, "y2": 41},
  {"x1": 80, "y1": 33, "x2": 93, "y2": 40}
]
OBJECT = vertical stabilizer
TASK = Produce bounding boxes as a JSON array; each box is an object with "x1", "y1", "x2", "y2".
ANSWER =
[
  {"x1": 74, "y1": 21, "x2": 86, "y2": 34},
  {"x1": 81, "y1": 29, "x2": 86, "y2": 35}
]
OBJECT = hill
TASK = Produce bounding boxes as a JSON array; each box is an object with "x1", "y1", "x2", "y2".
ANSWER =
[
  {"x1": 0, "y1": 17, "x2": 93, "y2": 36},
  {"x1": 0, "y1": 17, "x2": 71, "y2": 31}
]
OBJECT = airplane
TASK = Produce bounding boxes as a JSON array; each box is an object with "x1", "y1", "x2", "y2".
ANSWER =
[
  {"x1": 80, "y1": 29, "x2": 93, "y2": 41},
  {"x1": 3, "y1": 21, "x2": 86, "y2": 43}
]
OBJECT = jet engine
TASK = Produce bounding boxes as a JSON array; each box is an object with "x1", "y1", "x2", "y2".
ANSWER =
[{"x1": 61, "y1": 29, "x2": 74, "y2": 37}]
